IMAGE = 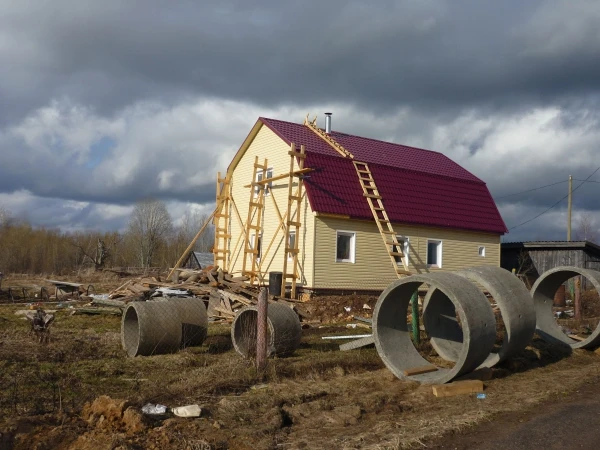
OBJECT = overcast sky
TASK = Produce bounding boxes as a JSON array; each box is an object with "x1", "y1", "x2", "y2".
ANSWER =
[{"x1": 1, "y1": 0, "x2": 599, "y2": 241}]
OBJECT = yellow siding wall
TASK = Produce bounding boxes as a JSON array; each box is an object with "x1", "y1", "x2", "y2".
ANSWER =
[
  {"x1": 224, "y1": 125, "x2": 315, "y2": 287},
  {"x1": 313, "y1": 216, "x2": 501, "y2": 290}
]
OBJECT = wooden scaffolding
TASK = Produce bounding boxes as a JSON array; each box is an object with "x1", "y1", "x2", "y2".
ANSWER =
[
  {"x1": 280, "y1": 144, "x2": 307, "y2": 298},
  {"x1": 242, "y1": 157, "x2": 268, "y2": 284},
  {"x1": 213, "y1": 172, "x2": 231, "y2": 269}
]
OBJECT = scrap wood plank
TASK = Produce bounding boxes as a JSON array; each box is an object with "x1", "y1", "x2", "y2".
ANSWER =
[
  {"x1": 219, "y1": 289, "x2": 253, "y2": 306},
  {"x1": 221, "y1": 297, "x2": 233, "y2": 313},
  {"x1": 110, "y1": 280, "x2": 133, "y2": 296},
  {"x1": 207, "y1": 295, "x2": 221, "y2": 317},
  {"x1": 403, "y1": 365, "x2": 438, "y2": 376},
  {"x1": 230, "y1": 275, "x2": 249, "y2": 282},
  {"x1": 432, "y1": 380, "x2": 484, "y2": 398},
  {"x1": 71, "y1": 308, "x2": 122, "y2": 316},
  {"x1": 46, "y1": 279, "x2": 83, "y2": 288},
  {"x1": 339, "y1": 335, "x2": 375, "y2": 351},
  {"x1": 221, "y1": 281, "x2": 259, "y2": 299},
  {"x1": 568, "y1": 334, "x2": 585, "y2": 341},
  {"x1": 128, "y1": 283, "x2": 151, "y2": 294},
  {"x1": 214, "y1": 306, "x2": 235, "y2": 317}
]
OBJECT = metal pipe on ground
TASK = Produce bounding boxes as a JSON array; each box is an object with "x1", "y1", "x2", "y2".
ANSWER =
[
  {"x1": 422, "y1": 266, "x2": 536, "y2": 368},
  {"x1": 531, "y1": 266, "x2": 600, "y2": 349},
  {"x1": 121, "y1": 297, "x2": 208, "y2": 357},
  {"x1": 373, "y1": 272, "x2": 496, "y2": 384},
  {"x1": 231, "y1": 302, "x2": 301, "y2": 358}
]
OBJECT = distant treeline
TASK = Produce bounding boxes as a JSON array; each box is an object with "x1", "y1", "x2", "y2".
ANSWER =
[{"x1": 0, "y1": 201, "x2": 214, "y2": 274}]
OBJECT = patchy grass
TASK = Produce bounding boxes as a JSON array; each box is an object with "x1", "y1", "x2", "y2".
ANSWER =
[{"x1": 3, "y1": 285, "x2": 600, "y2": 449}]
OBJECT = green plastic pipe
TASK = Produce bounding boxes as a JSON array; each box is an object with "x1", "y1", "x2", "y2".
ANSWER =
[{"x1": 411, "y1": 290, "x2": 420, "y2": 345}]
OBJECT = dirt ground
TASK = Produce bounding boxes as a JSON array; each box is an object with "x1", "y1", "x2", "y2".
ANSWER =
[{"x1": 3, "y1": 274, "x2": 600, "y2": 449}]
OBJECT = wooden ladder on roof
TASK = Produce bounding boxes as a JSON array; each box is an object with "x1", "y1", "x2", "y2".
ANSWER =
[
  {"x1": 213, "y1": 172, "x2": 231, "y2": 270},
  {"x1": 304, "y1": 114, "x2": 410, "y2": 278},
  {"x1": 242, "y1": 156, "x2": 269, "y2": 284},
  {"x1": 281, "y1": 144, "x2": 306, "y2": 298},
  {"x1": 353, "y1": 161, "x2": 410, "y2": 275}
]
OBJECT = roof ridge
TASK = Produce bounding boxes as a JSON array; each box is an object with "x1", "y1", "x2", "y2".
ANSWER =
[{"x1": 260, "y1": 116, "x2": 445, "y2": 157}]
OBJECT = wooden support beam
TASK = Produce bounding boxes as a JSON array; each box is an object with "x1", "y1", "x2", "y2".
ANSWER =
[
  {"x1": 243, "y1": 168, "x2": 313, "y2": 187},
  {"x1": 168, "y1": 204, "x2": 221, "y2": 279},
  {"x1": 403, "y1": 365, "x2": 438, "y2": 376},
  {"x1": 431, "y1": 380, "x2": 484, "y2": 398}
]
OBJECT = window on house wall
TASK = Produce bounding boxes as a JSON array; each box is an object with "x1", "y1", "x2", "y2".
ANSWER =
[
  {"x1": 478, "y1": 246, "x2": 486, "y2": 257},
  {"x1": 427, "y1": 240, "x2": 442, "y2": 267},
  {"x1": 288, "y1": 231, "x2": 296, "y2": 260},
  {"x1": 336, "y1": 231, "x2": 356, "y2": 263},
  {"x1": 251, "y1": 233, "x2": 262, "y2": 261},
  {"x1": 393, "y1": 235, "x2": 410, "y2": 265},
  {"x1": 255, "y1": 167, "x2": 274, "y2": 197}
]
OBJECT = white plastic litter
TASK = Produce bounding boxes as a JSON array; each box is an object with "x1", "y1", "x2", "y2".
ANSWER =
[
  {"x1": 171, "y1": 404, "x2": 202, "y2": 418},
  {"x1": 141, "y1": 403, "x2": 168, "y2": 415},
  {"x1": 152, "y1": 287, "x2": 191, "y2": 297}
]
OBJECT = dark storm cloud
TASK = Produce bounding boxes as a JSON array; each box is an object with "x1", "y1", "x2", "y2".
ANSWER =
[
  {"x1": 2, "y1": 0, "x2": 600, "y2": 125},
  {"x1": 0, "y1": 0, "x2": 599, "y2": 237}
]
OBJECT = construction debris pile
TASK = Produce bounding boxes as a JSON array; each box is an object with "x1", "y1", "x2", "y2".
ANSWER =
[{"x1": 91, "y1": 266, "x2": 312, "y2": 322}]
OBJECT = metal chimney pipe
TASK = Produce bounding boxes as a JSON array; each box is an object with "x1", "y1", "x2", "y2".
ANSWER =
[{"x1": 324, "y1": 112, "x2": 332, "y2": 134}]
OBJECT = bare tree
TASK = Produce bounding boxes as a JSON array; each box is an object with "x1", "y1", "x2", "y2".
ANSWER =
[
  {"x1": 575, "y1": 212, "x2": 598, "y2": 243},
  {"x1": 127, "y1": 199, "x2": 172, "y2": 267},
  {"x1": 71, "y1": 233, "x2": 122, "y2": 270},
  {"x1": 0, "y1": 206, "x2": 11, "y2": 227}
]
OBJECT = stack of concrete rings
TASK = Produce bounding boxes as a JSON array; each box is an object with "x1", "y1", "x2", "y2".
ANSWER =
[
  {"x1": 373, "y1": 272, "x2": 497, "y2": 384},
  {"x1": 422, "y1": 266, "x2": 536, "y2": 369}
]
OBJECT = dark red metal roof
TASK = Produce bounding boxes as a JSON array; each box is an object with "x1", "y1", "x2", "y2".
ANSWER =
[{"x1": 260, "y1": 117, "x2": 507, "y2": 234}]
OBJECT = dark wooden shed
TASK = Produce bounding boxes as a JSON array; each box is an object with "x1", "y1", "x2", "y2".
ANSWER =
[{"x1": 501, "y1": 241, "x2": 600, "y2": 289}]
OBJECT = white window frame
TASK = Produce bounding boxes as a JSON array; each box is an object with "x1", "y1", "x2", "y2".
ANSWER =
[
  {"x1": 287, "y1": 230, "x2": 296, "y2": 261},
  {"x1": 478, "y1": 246, "x2": 486, "y2": 257},
  {"x1": 255, "y1": 167, "x2": 274, "y2": 197},
  {"x1": 335, "y1": 230, "x2": 356, "y2": 263},
  {"x1": 426, "y1": 239, "x2": 443, "y2": 268},
  {"x1": 393, "y1": 235, "x2": 410, "y2": 266},
  {"x1": 250, "y1": 233, "x2": 262, "y2": 261}
]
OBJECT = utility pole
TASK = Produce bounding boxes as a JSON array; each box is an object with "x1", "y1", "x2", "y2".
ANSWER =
[{"x1": 567, "y1": 175, "x2": 573, "y2": 241}]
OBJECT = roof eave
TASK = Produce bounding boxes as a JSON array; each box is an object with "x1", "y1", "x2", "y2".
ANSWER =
[{"x1": 226, "y1": 118, "x2": 265, "y2": 177}]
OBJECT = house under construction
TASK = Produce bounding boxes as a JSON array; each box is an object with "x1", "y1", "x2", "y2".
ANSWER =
[{"x1": 213, "y1": 114, "x2": 507, "y2": 298}]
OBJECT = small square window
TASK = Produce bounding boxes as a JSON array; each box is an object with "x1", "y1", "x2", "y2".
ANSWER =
[
  {"x1": 255, "y1": 168, "x2": 273, "y2": 197},
  {"x1": 478, "y1": 246, "x2": 485, "y2": 257},
  {"x1": 251, "y1": 233, "x2": 262, "y2": 261},
  {"x1": 427, "y1": 240, "x2": 442, "y2": 267},
  {"x1": 288, "y1": 231, "x2": 296, "y2": 260},
  {"x1": 393, "y1": 235, "x2": 410, "y2": 265},
  {"x1": 336, "y1": 231, "x2": 355, "y2": 263}
]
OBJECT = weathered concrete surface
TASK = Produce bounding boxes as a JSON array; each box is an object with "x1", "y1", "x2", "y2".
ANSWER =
[
  {"x1": 232, "y1": 302, "x2": 301, "y2": 358},
  {"x1": 373, "y1": 272, "x2": 496, "y2": 384},
  {"x1": 423, "y1": 266, "x2": 536, "y2": 367},
  {"x1": 121, "y1": 297, "x2": 208, "y2": 357},
  {"x1": 531, "y1": 266, "x2": 600, "y2": 349}
]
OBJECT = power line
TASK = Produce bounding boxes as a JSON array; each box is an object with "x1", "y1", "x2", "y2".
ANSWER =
[
  {"x1": 495, "y1": 180, "x2": 568, "y2": 200},
  {"x1": 509, "y1": 166, "x2": 600, "y2": 231},
  {"x1": 573, "y1": 179, "x2": 600, "y2": 184}
]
